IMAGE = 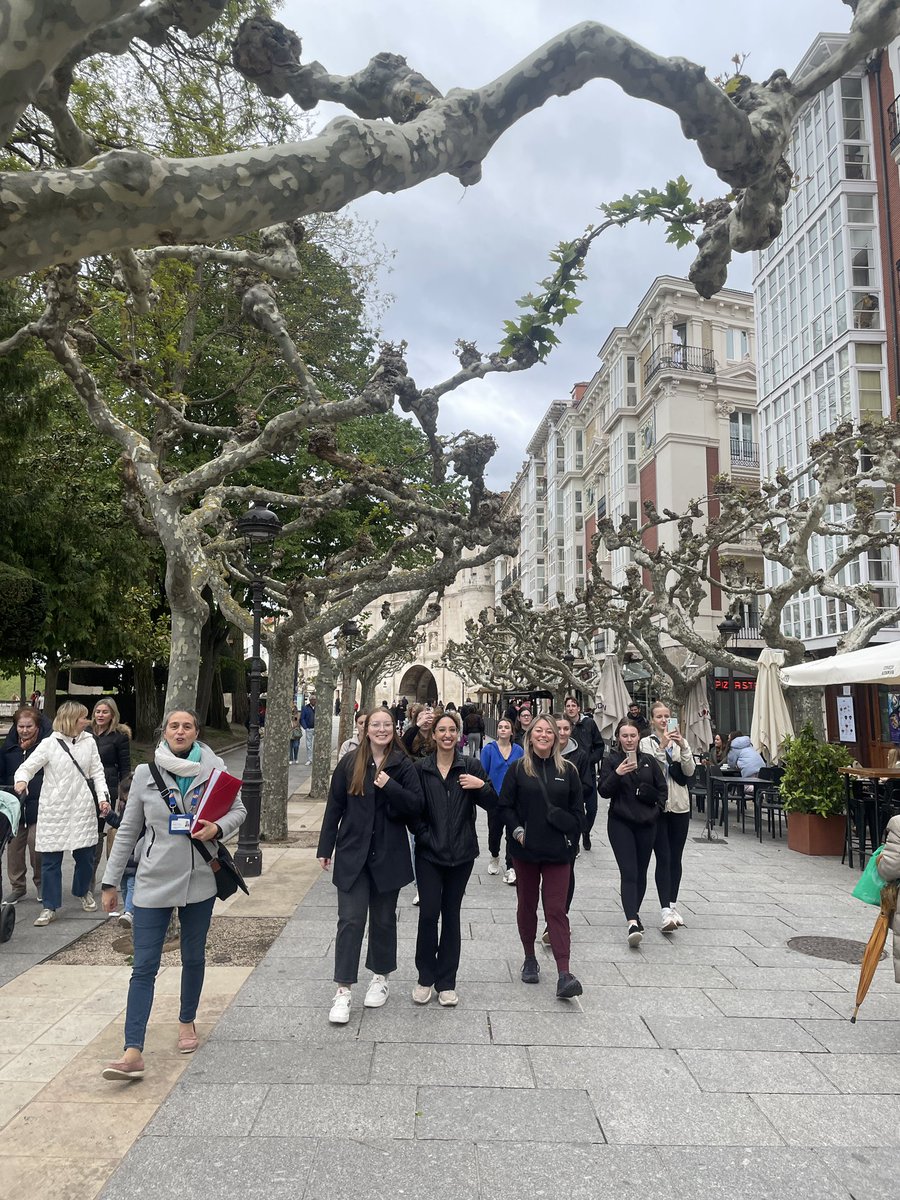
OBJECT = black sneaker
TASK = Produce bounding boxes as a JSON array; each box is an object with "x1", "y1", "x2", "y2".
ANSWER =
[
  {"x1": 556, "y1": 972, "x2": 583, "y2": 999},
  {"x1": 627, "y1": 922, "x2": 643, "y2": 948},
  {"x1": 521, "y1": 956, "x2": 540, "y2": 984},
  {"x1": 635, "y1": 916, "x2": 644, "y2": 933},
  {"x1": 582, "y1": 832, "x2": 592, "y2": 851}
]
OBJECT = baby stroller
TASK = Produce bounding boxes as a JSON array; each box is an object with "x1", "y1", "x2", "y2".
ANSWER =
[{"x1": 0, "y1": 789, "x2": 21, "y2": 944}]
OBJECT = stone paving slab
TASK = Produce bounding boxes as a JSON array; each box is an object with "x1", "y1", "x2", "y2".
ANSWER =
[
  {"x1": 370, "y1": 1041, "x2": 533, "y2": 1087},
  {"x1": 655, "y1": 1147, "x2": 855, "y2": 1200},
  {"x1": 475, "y1": 1143, "x2": 678, "y2": 1200},
  {"x1": 416, "y1": 1084, "x2": 602, "y2": 1142},
  {"x1": 804, "y1": 1051, "x2": 900, "y2": 1094},
  {"x1": 528, "y1": 1045, "x2": 701, "y2": 1094},
  {"x1": 817, "y1": 1148, "x2": 900, "y2": 1200},
  {"x1": 645, "y1": 1014, "x2": 826, "y2": 1052},
  {"x1": 753, "y1": 1093, "x2": 900, "y2": 1146},
  {"x1": 706, "y1": 987, "x2": 844, "y2": 1019},
  {"x1": 677, "y1": 1048, "x2": 838, "y2": 1093},
  {"x1": 305, "y1": 1138, "x2": 480, "y2": 1200},
  {"x1": 596, "y1": 1090, "x2": 784, "y2": 1146}
]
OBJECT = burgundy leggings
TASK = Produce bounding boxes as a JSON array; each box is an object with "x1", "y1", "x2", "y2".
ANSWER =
[{"x1": 511, "y1": 858, "x2": 572, "y2": 974}]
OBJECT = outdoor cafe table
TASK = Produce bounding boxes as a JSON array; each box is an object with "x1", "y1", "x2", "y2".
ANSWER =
[
  {"x1": 838, "y1": 766, "x2": 900, "y2": 869},
  {"x1": 707, "y1": 771, "x2": 776, "y2": 838}
]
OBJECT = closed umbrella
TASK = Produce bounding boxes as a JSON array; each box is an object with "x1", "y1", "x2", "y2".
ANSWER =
[
  {"x1": 851, "y1": 881, "x2": 898, "y2": 1022},
  {"x1": 682, "y1": 675, "x2": 712, "y2": 754},
  {"x1": 598, "y1": 655, "x2": 632, "y2": 742},
  {"x1": 750, "y1": 647, "x2": 794, "y2": 764}
]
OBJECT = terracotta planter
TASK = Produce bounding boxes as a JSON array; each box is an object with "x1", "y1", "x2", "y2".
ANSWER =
[{"x1": 786, "y1": 811, "x2": 846, "y2": 856}]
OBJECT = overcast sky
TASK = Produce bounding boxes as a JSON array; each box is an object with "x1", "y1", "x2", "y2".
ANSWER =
[{"x1": 280, "y1": 1, "x2": 850, "y2": 487}]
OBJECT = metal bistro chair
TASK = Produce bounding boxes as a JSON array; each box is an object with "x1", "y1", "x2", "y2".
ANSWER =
[
  {"x1": 689, "y1": 762, "x2": 708, "y2": 816},
  {"x1": 755, "y1": 766, "x2": 785, "y2": 842},
  {"x1": 844, "y1": 778, "x2": 880, "y2": 869}
]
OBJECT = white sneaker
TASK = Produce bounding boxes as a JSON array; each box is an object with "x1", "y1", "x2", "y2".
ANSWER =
[
  {"x1": 363, "y1": 974, "x2": 390, "y2": 1008},
  {"x1": 671, "y1": 906, "x2": 685, "y2": 927},
  {"x1": 660, "y1": 907, "x2": 677, "y2": 933},
  {"x1": 328, "y1": 987, "x2": 352, "y2": 1024},
  {"x1": 117, "y1": 912, "x2": 133, "y2": 929},
  {"x1": 438, "y1": 990, "x2": 459, "y2": 1007},
  {"x1": 412, "y1": 984, "x2": 433, "y2": 1005},
  {"x1": 34, "y1": 908, "x2": 56, "y2": 927},
  {"x1": 627, "y1": 922, "x2": 643, "y2": 947},
  {"x1": 487, "y1": 857, "x2": 500, "y2": 875},
  {"x1": 503, "y1": 867, "x2": 517, "y2": 885},
  {"x1": 81, "y1": 892, "x2": 98, "y2": 912},
  {"x1": 412, "y1": 891, "x2": 419, "y2": 906}
]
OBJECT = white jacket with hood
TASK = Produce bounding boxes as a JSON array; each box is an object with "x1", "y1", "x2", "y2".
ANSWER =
[
  {"x1": 639, "y1": 733, "x2": 695, "y2": 814},
  {"x1": 14, "y1": 730, "x2": 109, "y2": 852}
]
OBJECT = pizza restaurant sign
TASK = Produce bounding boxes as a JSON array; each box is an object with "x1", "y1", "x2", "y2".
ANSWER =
[{"x1": 714, "y1": 678, "x2": 756, "y2": 691}]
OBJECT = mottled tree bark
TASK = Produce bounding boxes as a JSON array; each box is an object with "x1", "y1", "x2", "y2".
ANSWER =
[
  {"x1": 134, "y1": 659, "x2": 161, "y2": 741},
  {"x1": 260, "y1": 623, "x2": 296, "y2": 842}
]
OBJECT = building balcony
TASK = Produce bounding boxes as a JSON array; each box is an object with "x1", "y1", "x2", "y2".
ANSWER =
[
  {"x1": 643, "y1": 343, "x2": 715, "y2": 387},
  {"x1": 889, "y1": 94, "x2": 900, "y2": 153},
  {"x1": 730, "y1": 438, "x2": 760, "y2": 472}
]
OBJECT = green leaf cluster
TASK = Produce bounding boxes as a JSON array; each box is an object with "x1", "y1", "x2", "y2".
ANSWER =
[
  {"x1": 600, "y1": 176, "x2": 700, "y2": 249},
  {"x1": 780, "y1": 723, "x2": 852, "y2": 818}
]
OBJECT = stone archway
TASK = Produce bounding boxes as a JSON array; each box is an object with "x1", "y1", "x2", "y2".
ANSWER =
[{"x1": 398, "y1": 664, "x2": 438, "y2": 704}]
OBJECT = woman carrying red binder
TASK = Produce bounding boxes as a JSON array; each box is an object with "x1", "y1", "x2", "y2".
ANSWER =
[{"x1": 99, "y1": 709, "x2": 246, "y2": 1080}]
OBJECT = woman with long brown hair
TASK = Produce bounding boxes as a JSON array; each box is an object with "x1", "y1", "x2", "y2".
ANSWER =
[{"x1": 317, "y1": 709, "x2": 423, "y2": 1024}]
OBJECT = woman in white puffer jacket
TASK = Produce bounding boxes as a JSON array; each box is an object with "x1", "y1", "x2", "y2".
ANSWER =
[{"x1": 15, "y1": 701, "x2": 110, "y2": 926}]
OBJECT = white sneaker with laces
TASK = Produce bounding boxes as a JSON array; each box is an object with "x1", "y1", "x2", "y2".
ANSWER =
[
  {"x1": 660, "y1": 906, "x2": 677, "y2": 933},
  {"x1": 34, "y1": 908, "x2": 56, "y2": 927},
  {"x1": 503, "y1": 867, "x2": 517, "y2": 885},
  {"x1": 487, "y1": 857, "x2": 500, "y2": 875},
  {"x1": 671, "y1": 906, "x2": 685, "y2": 927},
  {"x1": 328, "y1": 987, "x2": 352, "y2": 1024},
  {"x1": 81, "y1": 892, "x2": 98, "y2": 912},
  {"x1": 364, "y1": 974, "x2": 390, "y2": 1008}
]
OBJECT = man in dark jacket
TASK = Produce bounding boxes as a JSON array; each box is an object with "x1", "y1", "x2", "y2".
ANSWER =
[
  {"x1": 563, "y1": 697, "x2": 603, "y2": 848},
  {"x1": 300, "y1": 695, "x2": 316, "y2": 765}
]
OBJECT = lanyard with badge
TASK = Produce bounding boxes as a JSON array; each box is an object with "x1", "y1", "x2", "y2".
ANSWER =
[{"x1": 161, "y1": 779, "x2": 205, "y2": 835}]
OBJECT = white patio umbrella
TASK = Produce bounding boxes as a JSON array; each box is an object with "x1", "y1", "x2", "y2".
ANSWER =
[
  {"x1": 780, "y1": 639, "x2": 900, "y2": 687},
  {"x1": 751, "y1": 647, "x2": 794, "y2": 764},
  {"x1": 682, "y1": 675, "x2": 713, "y2": 754},
  {"x1": 598, "y1": 655, "x2": 632, "y2": 742}
]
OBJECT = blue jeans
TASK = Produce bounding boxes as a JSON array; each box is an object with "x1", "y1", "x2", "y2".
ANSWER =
[
  {"x1": 289, "y1": 736, "x2": 301, "y2": 763},
  {"x1": 123, "y1": 895, "x2": 216, "y2": 1052},
  {"x1": 123, "y1": 873, "x2": 136, "y2": 915},
  {"x1": 40, "y1": 845, "x2": 94, "y2": 911}
]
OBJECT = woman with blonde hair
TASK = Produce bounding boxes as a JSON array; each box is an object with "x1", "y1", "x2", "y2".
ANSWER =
[
  {"x1": 497, "y1": 715, "x2": 585, "y2": 999},
  {"x1": 14, "y1": 701, "x2": 110, "y2": 926},
  {"x1": 91, "y1": 697, "x2": 132, "y2": 884}
]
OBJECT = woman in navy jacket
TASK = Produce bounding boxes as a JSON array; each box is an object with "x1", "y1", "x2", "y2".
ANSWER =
[
  {"x1": 317, "y1": 710, "x2": 423, "y2": 1025},
  {"x1": 412, "y1": 712, "x2": 496, "y2": 1007}
]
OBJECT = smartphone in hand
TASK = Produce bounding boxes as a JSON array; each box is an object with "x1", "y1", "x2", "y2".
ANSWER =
[
  {"x1": 626, "y1": 749, "x2": 638, "y2": 765},
  {"x1": 666, "y1": 717, "x2": 679, "y2": 733}
]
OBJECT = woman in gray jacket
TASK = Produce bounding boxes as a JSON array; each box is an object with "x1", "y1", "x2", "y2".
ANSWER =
[{"x1": 99, "y1": 710, "x2": 246, "y2": 1080}]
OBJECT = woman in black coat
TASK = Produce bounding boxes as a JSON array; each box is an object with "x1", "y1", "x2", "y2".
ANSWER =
[
  {"x1": 412, "y1": 713, "x2": 495, "y2": 1007},
  {"x1": 2, "y1": 705, "x2": 50, "y2": 901},
  {"x1": 498, "y1": 715, "x2": 585, "y2": 1000},
  {"x1": 317, "y1": 710, "x2": 423, "y2": 1025},
  {"x1": 598, "y1": 717, "x2": 668, "y2": 947},
  {"x1": 91, "y1": 698, "x2": 132, "y2": 884}
]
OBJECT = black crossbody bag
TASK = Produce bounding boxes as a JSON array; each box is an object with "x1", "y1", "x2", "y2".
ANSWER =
[
  {"x1": 57, "y1": 739, "x2": 101, "y2": 818},
  {"x1": 148, "y1": 763, "x2": 248, "y2": 900}
]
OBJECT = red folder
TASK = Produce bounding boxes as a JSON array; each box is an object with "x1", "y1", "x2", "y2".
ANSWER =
[{"x1": 193, "y1": 768, "x2": 243, "y2": 826}]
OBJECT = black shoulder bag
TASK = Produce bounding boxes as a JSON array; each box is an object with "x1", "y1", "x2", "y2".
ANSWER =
[
  {"x1": 57, "y1": 739, "x2": 101, "y2": 818},
  {"x1": 148, "y1": 763, "x2": 248, "y2": 900},
  {"x1": 533, "y1": 761, "x2": 577, "y2": 848}
]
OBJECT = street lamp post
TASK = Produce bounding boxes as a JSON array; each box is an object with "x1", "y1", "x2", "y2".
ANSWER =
[
  {"x1": 234, "y1": 501, "x2": 282, "y2": 877},
  {"x1": 717, "y1": 614, "x2": 743, "y2": 736}
]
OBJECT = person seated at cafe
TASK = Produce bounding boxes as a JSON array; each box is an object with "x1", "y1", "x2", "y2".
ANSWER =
[{"x1": 726, "y1": 733, "x2": 766, "y2": 778}]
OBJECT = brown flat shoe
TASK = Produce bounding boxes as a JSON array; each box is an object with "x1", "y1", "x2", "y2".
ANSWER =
[
  {"x1": 178, "y1": 1023, "x2": 199, "y2": 1054},
  {"x1": 102, "y1": 1056, "x2": 145, "y2": 1080}
]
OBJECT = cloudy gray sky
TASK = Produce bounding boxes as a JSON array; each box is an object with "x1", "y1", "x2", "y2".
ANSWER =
[{"x1": 281, "y1": 1, "x2": 849, "y2": 487}]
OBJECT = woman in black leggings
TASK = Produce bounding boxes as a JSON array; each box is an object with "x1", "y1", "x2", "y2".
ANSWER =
[
  {"x1": 598, "y1": 718, "x2": 667, "y2": 947},
  {"x1": 640, "y1": 701, "x2": 696, "y2": 933}
]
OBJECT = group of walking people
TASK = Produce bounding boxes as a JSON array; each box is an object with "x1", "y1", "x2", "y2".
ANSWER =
[{"x1": 315, "y1": 695, "x2": 698, "y2": 1022}]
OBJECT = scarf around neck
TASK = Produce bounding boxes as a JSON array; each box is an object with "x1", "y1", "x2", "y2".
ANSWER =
[{"x1": 154, "y1": 740, "x2": 203, "y2": 798}]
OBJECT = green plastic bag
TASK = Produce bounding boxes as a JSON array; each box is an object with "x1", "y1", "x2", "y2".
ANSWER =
[{"x1": 852, "y1": 846, "x2": 886, "y2": 905}]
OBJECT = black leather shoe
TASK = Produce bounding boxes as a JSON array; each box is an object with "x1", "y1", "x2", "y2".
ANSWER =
[
  {"x1": 582, "y1": 832, "x2": 592, "y2": 851},
  {"x1": 521, "y1": 956, "x2": 540, "y2": 984},
  {"x1": 556, "y1": 972, "x2": 583, "y2": 999}
]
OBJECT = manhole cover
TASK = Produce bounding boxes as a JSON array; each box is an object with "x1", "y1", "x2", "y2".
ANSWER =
[
  {"x1": 786, "y1": 935, "x2": 884, "y2": 964},
  {"x1": 692, "y1": 836, "x2": 729, "y2": 845}
]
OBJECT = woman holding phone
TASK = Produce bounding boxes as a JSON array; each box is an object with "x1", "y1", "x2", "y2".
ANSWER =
[
  {"x1": 641, "y1": 702, "x2": 696, "y2": 933},
  {"x1": 599, "y1": 717, "x2": 667, "y2": 946}
]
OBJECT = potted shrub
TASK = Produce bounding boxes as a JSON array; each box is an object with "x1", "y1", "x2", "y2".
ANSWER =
[{"x1": 780, "y1": 723, "x2": 852, "y2": 855}]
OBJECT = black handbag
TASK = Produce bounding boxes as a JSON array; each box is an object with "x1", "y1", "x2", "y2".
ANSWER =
[
  {"x1": 57, "y1": 738, "x2": 101, "y2": 817},
  {"x1": 148, "y1": 763, "x2": 249, "y2": 900}
]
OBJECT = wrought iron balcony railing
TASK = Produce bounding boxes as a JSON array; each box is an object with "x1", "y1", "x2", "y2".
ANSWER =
[
  {"x1": 889, "y1": 94, "x2": 900, "y2": 152},
  {"x1": 644, "y1": 342, "x2": 715, "y2": 386}
]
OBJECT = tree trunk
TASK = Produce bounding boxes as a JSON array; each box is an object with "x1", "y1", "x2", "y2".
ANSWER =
[
  {"x1": 359, "y1": 670, "x2": 377, "y2": 712},
  {"x1": 337, "y1": 664, "x2": 355, "y2": 745},
  {"x1": 18, "y1": 662, "x2": 26, "y2": 706},
  {"x1": 44, "y1": 651, "x2": 59, "y2": 719},
  {"x1": 208, "y1": 668, "x2": 229, "y2": 731},
  {"x1": 228, "y1": 625, "x2": 249, "y2": 728},
  {"x1": 164, "y1": 604, "x2": 205, "y2": 712},
  {"x1": 787, "y1": 686, "x2": 825, "y2": 741},
  {"x1": 310, "y1": 655, "x2": 337, "y2": 801},
  {"x1": 134, "y1": 659, "x2": 161, "y2": 741},
  {"x1": 260, "y1": 626, "x2": 296, "y2": 842},
  {"x1": 196, "y1": 593, "x2": 230, "y2": 725}
]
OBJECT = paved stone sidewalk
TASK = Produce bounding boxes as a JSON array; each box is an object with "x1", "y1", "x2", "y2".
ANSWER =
[{"x1": 96, "y1": 812, "x2": 900, "y2": 1200}]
